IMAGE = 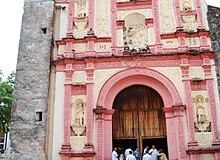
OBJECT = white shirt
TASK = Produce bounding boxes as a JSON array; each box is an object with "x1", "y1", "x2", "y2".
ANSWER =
[
  {"x1": 125, "y1": 148, "x2": 132, "y2": 158},
  {"x1": 143, "y1": 148, "x2": 148, "y2": 154},
  {"x1": 112, "y1": 150, "x2": 118, "y2": 160},
  {"x1": 126, "y1": 154, "x2": 136, "y2": 160},
  {"x1": 151, "y1": 149, "x2": 159, "y2": 160},
  {"x1": 119, "y1": 154, "x2": 125, "y2": 160},
  {"x1": 143, "y1": 153, "x2": 151, "y2": 160}
]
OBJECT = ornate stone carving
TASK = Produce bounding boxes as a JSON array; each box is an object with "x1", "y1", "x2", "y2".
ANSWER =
[
  {"x1": 182, "y1": 15, "x2": 198, "y2": 32},
  {"x1": 193, "y1": 94, "x2": 211, "y2": 132},
  {"x1": 71, "y1": 99, "x2": 86, "y2": 136},
  {"x1": 123, "y1": 23, "x2": 148, "y2": 51},
  {"x1": 73, "y1": 20, "x2": 89, "y2": 38}
]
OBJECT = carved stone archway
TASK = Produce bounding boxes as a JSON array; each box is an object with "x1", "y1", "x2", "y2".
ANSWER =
[{"x1": 96, "y1": 68, "x2": 185, "y2": 160}]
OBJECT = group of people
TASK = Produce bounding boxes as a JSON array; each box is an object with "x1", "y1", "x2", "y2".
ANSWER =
[{"x1": 112, "y1": 145, "x2": 168, "y2": 160}]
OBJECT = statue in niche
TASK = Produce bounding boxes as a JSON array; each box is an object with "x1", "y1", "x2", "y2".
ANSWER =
[
  {"x1": 193, "y1": 95, "x2": 211, "y2": 132},
  {"x1": 195, "y1": 95, "x2": 206, "y2": 123},
  {"x1": 77, "y1": 0, "x2": 86, "y2": 18},
  {"x1": 75, "y1": 101, "x2": 85, "y2": 126},
  {"x1": 71, "y1": 100, "x2": 86, "y2": 136},
  {"x1": 182, "y1": 0, "x2": 192, "y2": 11}
]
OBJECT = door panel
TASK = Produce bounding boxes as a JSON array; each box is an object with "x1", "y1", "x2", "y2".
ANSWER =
[{"x1": 112, "y1": 85, "x2": 166, "y2": 150}]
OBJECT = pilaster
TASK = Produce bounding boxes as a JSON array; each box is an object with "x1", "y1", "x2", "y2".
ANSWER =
[
  {"x1": 163, "y1": 106, "x2": 186, "y2": 160},
  {"x1": 85, "y1": 32, "x2": 96, "y2": 56},
  {"x1": 93, "y1": 106, "x2": 107, "y2": 160},
  {"x1": 152, "y1": 0, "x2": 163, "y2": 53},
  {"x1": 111, "y1": 0, "x2": 117, "y2": 55},
  {"x1": 61, "y1": 64, "x2": 74, "y2": 153},
  {"x1": 94, "y1": 107, "x2": 115, "y2": 160},
  {"x1": 173, "y1": 105, "x2": 187, "y2": 160},
  {"x1": 88, "y1": 0, "x2": 94, "y2": 29},
  {"x1": 176, "y1": 30, "x2": 188, "y2": 52},
  {"x1": 84, "y1": 62, "x2": 95, "y2": 151},
  {"x1": 194, "y1": 0, "x2": 204, "y2": 28},
  {"x1": 63, "y1": 41, "x2": 74, "y2": 58},
  {"x1": 198, "y1": 29, "x2": 210, "y2": 51},
  {"x1": 202, "y1": 56, "x2": 220, "y2": 146},
  {"x1": 66, "y1": 1, "x2": 74, "y2": 37},
  {"x1": 173, "y1": 0, "x2": 182, "y2": 28},
  {"x1": 180, "y1": 55, "x2": 198, "y2": 148}
]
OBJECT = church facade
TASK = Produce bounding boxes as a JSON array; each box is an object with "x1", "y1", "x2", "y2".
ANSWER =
[{"x1": 11, "y1": 0, "x2": 220, "y2": 160}]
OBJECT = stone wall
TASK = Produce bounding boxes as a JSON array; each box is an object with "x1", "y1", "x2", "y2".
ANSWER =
[
  {"x1": 207, "y1": 5, "x2": 220, "y2": 96},
  {"x1": 10, "y1": 1, "x2": 54, "y2": 159}
]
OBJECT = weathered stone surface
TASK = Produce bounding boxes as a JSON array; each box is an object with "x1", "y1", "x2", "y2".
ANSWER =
[
  {"x1": 10, "y1": 1, "x2": 54, "y2": 159},
  {"x1": 207, "y1": 5, "x2": 220, "y2": 97}
]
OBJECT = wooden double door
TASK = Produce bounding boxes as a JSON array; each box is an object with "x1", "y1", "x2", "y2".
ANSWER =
[{"x1": 112, "y1": 85, "x2": 167, "y2": 153}]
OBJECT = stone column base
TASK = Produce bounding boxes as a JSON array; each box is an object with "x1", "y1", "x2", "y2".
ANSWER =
[
  {"x1": 83, "y1": 143, "x2": 95, "y2": 153},
  {"x1": 212, "y1": 139, "x2": 220, "y2": 146},
  {"x1": 188, "y1": 141, "x2": 198, "y2": 149},
  {"x1": 61, "y1": 143, "x2": 71, "y2": 151}
]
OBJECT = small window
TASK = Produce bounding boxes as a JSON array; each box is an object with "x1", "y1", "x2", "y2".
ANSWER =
[
  {"x1": 41, "y1": 27, "x2": 47, "y2": 34},
  {"x1": 35, "y1": 111, "x2": 43, "y2": 121}
]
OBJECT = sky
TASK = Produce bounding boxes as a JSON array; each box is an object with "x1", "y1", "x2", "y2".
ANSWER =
[{"x1": 0, "y1": 0, "x2": 219, "y2": 78}]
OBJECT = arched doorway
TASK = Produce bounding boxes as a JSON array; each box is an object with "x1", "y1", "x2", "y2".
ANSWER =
[
  {"x1": 112, "y1": 85, "x2": 168, "y2": 155},
  {"x1": 97, "y1": 68, "x2": 183, "y2": 160}
]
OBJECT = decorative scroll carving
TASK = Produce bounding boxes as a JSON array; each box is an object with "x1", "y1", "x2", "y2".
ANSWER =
[
  {"x1": 71, "y1": 99, "x2": 86, "y2": 136},
  {"x1": 182, "y1": 15, "x2": 198, "y2": 32},
  {"x1": 193, "y1": 94, "x2": 211, "y2": 132},
  {"x1": 73, "y1": 20, "x2": 89, "y2": 38}
]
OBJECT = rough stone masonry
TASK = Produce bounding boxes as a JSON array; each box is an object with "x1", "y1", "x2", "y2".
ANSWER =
[
  {"x1": 10, "y1": 0, "x2": 54, "y2": 159},
  {"x1": 208, "y1": 5, "x2": 220, "y2": 98}
]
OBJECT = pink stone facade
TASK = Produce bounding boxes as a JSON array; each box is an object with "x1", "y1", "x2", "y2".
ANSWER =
[{"x1": 51, "y1": 0, "x2": 220, "y2": 159}]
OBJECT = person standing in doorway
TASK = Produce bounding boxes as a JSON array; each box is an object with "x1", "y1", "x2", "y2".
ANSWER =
[
  {"x1": 126, "y1": 150, "x2": 136, "y2": 160},
  {"x1": 149, "y1": 145, "x2": 159, "y2": 160},
  {"x1": 143, "y1": 149, "x2": 153, "y2": 160},
  {"x1": 143, "y1": 145, "x2": 149, "y2": 154},
  {"x1": 112, "y1": 148, "x2": 119, "y2": 160},
  {"x1": 119, "y1": 153, "x2": 125, "y2": 160},
  {"x1": 133, "y1": 148, "x2": 141, "y2": 160},
  {"x1": 125, "y1": 147, "x2": 133, "y2": 158},
  {"x1": 158, "y1": 149, "x2": 168, "y2": 160}
]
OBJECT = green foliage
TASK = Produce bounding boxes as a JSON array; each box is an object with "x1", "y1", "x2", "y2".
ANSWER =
[
  {"x1": 0, "y1": 70, "x2": 15, "y2": 134},
  {"x1": 5, "y1": 71, "x2": 15, "y2": 87}
]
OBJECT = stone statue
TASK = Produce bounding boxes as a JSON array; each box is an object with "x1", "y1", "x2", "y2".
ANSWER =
[
  {"x1": 123, "y1": 23, "x2": 148, "y2": 51},
  {"x1": 182, "y1": 0, "x2": 192, "y2": 11},
  {"x1": 75, "y1": 101, "x2": 85, "y2": 126},
  {"x1": 195, "y1": 95, "x2": 206, "y2": 123},
  {"x1": 77, "y1": 0, "x2": 86, "y2": 18},
  {"x1": 71, "y1": 100, "x2": 86, "y2": 136},
  {"x1": 193, "y1": 95, "x2": 211, "y2": 132}
]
